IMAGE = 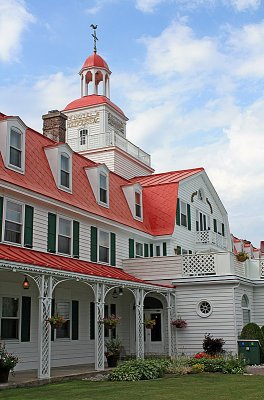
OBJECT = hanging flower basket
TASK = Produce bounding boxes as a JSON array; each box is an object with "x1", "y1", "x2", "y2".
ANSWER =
[
  {"x1": 100, "y1": 315, "x2": 121, "y2": 329},
  {"x1": 171, "y1": 318, "x2": 187, "y2": 328},
  {"x1": 144, "y1": 319, "x2": 156, "y2": 329},
  {"x1": 47, "y1": 315, "x2": 66, "y2": 329},
  {"x1": 236, "y1": 252, "x2": 249, "y2": 262}
]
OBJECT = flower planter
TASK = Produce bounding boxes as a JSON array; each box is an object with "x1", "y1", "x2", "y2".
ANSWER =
[
  {"x1": 50, "y1": 322, "x2": 64, "y2": 329},
  {"x1": 104, "y1": 323, "x2": 117, "y2": 330},
  {"x1": 145, "y1": 324, "x2": 154, "y2": 329},
  {"x1": 106, "y1": 355, "x2": 119, "y2": 368},
  {"x1": 0, "y1": 368, "x2": 10, "y2": 384}
]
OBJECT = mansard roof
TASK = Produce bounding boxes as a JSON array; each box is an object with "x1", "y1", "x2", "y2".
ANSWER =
[{"x1": 0, "y1": 114, "x2": 202, "y2": 236}]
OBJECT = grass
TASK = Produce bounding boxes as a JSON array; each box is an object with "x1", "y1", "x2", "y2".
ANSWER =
[{"x1": 1, "y1": 374, "x2": 264, "y2": 400}]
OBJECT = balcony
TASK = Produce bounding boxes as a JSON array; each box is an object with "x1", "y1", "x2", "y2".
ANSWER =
[
  {"x1": 67, "y1": 131, "x2": 151, "y2": 167},
  {"x1": 196, "y1": 230, "x2": 227, "y2": 250},
  {"x1": 123, "y1": 252, "x2": 264, "y2": 283}
]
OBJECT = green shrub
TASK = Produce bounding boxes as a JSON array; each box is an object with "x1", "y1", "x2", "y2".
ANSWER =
[
  {"x1": 222, "y1": 355, "x2": 246, "y2": 374},
  {"x1": 191, "y1": 364, "x2": 204, "y2": 374},
  {"x1": 203, "y1": 334, "x2": 225, "y2": 356},
  {"x1": 240, "y1": 323, "x2": 264, "y2": 347},
  {"x1": 108, "y1": 359, "x2": 170, "y2": 381}
]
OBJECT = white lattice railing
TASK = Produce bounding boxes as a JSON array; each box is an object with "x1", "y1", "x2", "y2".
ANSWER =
[
  {"x1": 195, "y1": 230, "x2": 227, "y2": 250},
  {"x1": 182, "y1": 254, "x2": 216, "y2": 276},
  {"x1": 260, "y1": 259, "x2": 264, "y2": 278},
  {"x1": 68, "y1": 131, "x2": 151, "y2": 166}
]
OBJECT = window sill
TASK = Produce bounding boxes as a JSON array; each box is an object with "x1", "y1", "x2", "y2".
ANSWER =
[
  {"x1": 58, "y1": 185, "x2": 72, "y2": 194},
  {"x1": 7, "y1": 164, "x2": 24, "y2": 174},
  {"x1": 97, "y1": 201, "x2": 109, "y2": 208}
]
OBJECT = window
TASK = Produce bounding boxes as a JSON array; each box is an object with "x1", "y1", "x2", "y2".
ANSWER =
[
  {"x1": 99, "y1": 173, "x2": 108, "y2": 204},
  {"x1": 198, "y1": 188, "x2": 204, "y2": 201},
  {"x1": 79, "y1": 129, "x2": 88, "y2": 146},
  {"x1": 136, "y1": 242, "x2": 143, "y2": 258},
  {"x1": 135, "y1": 191, "x2": 142, "y2": 218},
  {"x1": 55, "y1": 301, "x2": 70, "y2": 339},
  {"x1": 58, "y1": 217, "x2": 71, "y2": 255},
  {"x1": 155, "y1": 245, "x2": 161, "y2": 257},
  {"x1": 9, "y1": 128, "x2": 22, "y2": 169},
  {"x1": 60, "y1": 153, "x2": 70, "y2": 188},
  {"x1": 180, "y1": 200, "x2": 187, "y2": 227},
  {"x1": 197, "y1": 300, "x2": 212, "y2": 318},
  {"x1": 1, "y1": 297, "x2": 19, "y2": 339},
  {"x1": 196, "y1": 211, "x2": 209, "y2": 231},
  {"x1": 99, "y1": 230, "x2": 110, "y2": 263},
  {"x1": 213, "y1": 219, "x2": 225, "y2": 236},
  {"x1": 4, "y1": 200, "x2": 23, "y2": 244},
  {"x1": 242, "y1": 295, "x2": 250, "y2": 326}
]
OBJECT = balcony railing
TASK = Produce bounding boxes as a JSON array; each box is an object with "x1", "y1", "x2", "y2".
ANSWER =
[
  {"x1": 68, "y1": 131, "x2": 151, "y2": 166},
  {"x1": 196, "y1": 230, "x2": 227, "y2": 250}
]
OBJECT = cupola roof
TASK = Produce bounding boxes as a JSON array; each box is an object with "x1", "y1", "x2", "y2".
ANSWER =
[{"x1": 80, "y1": 52, "x2": 110, "y2": 73}]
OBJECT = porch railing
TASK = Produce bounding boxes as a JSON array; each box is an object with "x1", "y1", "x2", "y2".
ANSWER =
[{"x1": 195, "y1": 230, "x2": 227, "y2": 250}]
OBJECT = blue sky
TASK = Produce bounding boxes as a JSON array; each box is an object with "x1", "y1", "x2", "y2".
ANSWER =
[{"x1": 0, "y1": 0, "x2": 264, "y2": 246}]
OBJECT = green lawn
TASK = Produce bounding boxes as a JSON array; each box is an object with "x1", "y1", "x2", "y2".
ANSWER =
[{"x1": 1, "y1": 374, "x2": 264, "y2": 400}]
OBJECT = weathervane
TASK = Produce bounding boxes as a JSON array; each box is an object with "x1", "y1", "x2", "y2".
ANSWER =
[{"x1": 90, "y1": 24, "x2": 98, "y2": 53}]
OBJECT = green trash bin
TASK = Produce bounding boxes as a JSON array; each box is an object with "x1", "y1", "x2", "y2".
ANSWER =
[{"x1": 238, "y1": 340, "x2": 261, "y2": 365}]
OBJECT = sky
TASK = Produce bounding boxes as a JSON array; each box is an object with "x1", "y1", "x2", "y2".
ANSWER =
[{"x1": 0, "y1": 0, "x2": 263, "y2": 246}]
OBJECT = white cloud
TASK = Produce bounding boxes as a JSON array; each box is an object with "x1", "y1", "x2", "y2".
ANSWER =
[
  {"x1": 0, "y1": 72, "x2": 79, "y2": 131},
  {"x1": 229, "y1": 0, "x2": 260, "y2": 11},
  {"x1": 135, "y1": 0, "x2": 166, "y2": 12},
  {"x1": 85, "y1": 0, "x2": 118, "y2": 14},
  {"x1": 0, "y1": 0, "x2": 35, "y2": 62}
]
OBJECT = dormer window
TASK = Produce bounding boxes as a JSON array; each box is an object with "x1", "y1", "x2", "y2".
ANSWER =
[
  {"x1": 9, "y1": 128, "x2": 22, "y2": 169},
  {"x1": 99, "y1": 172, "x2": 108, "y2": 204},
  {"x1": 79, "y1": 129, "x2": 88, "y2": 146},
  {"x1": 135, "y1": 191, "x2": 142, "y2": 218},
  {"x1": 60, "y1": 153, "x2": 70, "y2": 189}
]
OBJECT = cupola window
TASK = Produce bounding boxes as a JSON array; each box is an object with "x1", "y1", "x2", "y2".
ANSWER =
[
  {"x1": 9, "y1": 127, "x2": 22, "y2": 169},
  {"x1": 60, "y1": 153, "x2": 70, "y2": 188},
  {"x1": 79, "y1": 129, "x2": 88, "y2": 146}
]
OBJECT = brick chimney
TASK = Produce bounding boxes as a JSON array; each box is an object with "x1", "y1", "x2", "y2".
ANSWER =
[{"x1": 42, "y1": 110, "x2": 67, "y2": 142}]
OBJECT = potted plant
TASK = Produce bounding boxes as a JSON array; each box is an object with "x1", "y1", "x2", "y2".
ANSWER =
[
  {"x1": 0, "y1": 343, "x2": 19, "y2": 383},
  {"x1": 101, "y1": 314, "x2": 121, "y2": 329},
  {"x1": 171, "y1": 318, "x2": 188, "y2": 328},
  {"x1": 236, "y1": 252, "x2": 249, "y2": 262},
  {"x1": 144, "y1": 319, "x2": 156, "y2": 329},
  {"x1": 105, "y1": 337, "x2": 122, "y2": 367},
  {"x1": 47, "y1": 315, "x2": 66, "y2": 329}
]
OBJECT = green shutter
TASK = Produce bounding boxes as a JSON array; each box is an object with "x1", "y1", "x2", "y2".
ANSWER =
[
  {"x1": 91, "y1": 226, "x2": 98, "y2": 262},
  {"x1": 47, "y1": 213, "x2": 56, "y2": 253},
  {"x1": 176, "y1": 200, "x2": 181, "y2": 226},
  {"x1": 24, "y1": 205, "x2": 34, "y2": 248},
  {"x1": 187, "y1": 204, "x2": 191, "y2": 231},
  {"x1": 213, "y1": 219, "x2": 217, "y2": 233},
  {"x1": 163, "y1": 242, "x2": 167, "y2": 256},
  {"x1": 72, "y1": 300, "x2": 79, "y2": 340},
  {"x1": 0, "y1": 197, "x2": 3, "y2": 242},
  {"x1": 21, "y1": 296, "x2": 31, "y2": 342},
  {"x1": 129, "y1": 239, "x2": 135, "y2": 258},
  {"x1": 150, "y1": 244, "x2": 153, "y2": 257},
  {"x1": 90, "y1": 302, "x2": 95, "y2": 340},
  {"x1": 110, "y1": 232, "x2": 116, "y2": 266},
  {"x1": 73, "y1": 221, "x2": 79, "y2": 258},
  {"x1": 144, "y1": 243, "x2": 149, "y2": 257},
  {"x1": 222, "y1": 223, "x2": 225, "y2": 237}
]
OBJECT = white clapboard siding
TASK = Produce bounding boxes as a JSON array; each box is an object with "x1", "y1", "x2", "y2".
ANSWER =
[
  {"x1": 252, "y1": 286, "x2": 264, "y2": 327},
  {"x1": 83, "y1": 149, "x2": 115, "y2": 172},
  {"x1": 234, "y1": 285, "x2": 254, "y2": 336},
  {"x1": 175, "y1": 284, "x2": 238, "y2": 354}
]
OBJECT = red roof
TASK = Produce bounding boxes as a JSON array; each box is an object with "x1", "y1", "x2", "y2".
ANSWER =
[
  {"x1": 0, "y1": 244, "x2": 144, "y2": 283},
  {"x1": 64, "y1": 95, "x2": 126, "y2": 117},
  {"x1": 81, "y1": 53, "x2": 110, "y2": 72},
  {"x1": 0, "y1": 114, "x2": 202, "y2": 236}
]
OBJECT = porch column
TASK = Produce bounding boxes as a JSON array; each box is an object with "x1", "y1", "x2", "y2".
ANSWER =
[
  {"x1": 166, "y1": 292, "x2": 177, "y2": 357},
  {"x1": 135, "y1": 288, "x2": 144, "y2": 359},
  {"x1": 95, "y1": 283, "x2": 105, "y2": 370},
  {"x1": 38, "y1": 275, "x2": 52, "y2": 379}
]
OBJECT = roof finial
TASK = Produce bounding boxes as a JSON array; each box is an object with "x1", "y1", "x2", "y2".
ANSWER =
[{"x1": 90, "y1": 24, "x2": 98, "y2": 53}]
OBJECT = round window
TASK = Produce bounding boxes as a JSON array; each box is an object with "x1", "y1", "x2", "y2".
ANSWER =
[{"x1": 197, "y1": 300, "x2": 212, "y2": 318}]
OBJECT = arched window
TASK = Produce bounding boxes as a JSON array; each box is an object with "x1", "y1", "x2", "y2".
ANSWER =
[
  {"x1": 79, "y1": 129, "x2": 88, "y2": 146},
  {"x1": 242, "y1": 294, "x2": 250, "y2": 326},
  {"x1": 198, "y1": 188, "x2": 205, "y2": 201}
]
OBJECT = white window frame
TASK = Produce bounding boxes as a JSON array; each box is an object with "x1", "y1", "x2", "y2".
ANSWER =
[
  {"x1": 59, "y1": 152, "x2": 71, "y2": 190},
  {"x1": 135, "y1": 190, "x2": 142, "y2": 220},
  {"x1": 198, "y1": 188, "x2": 205, "y2": 202},
  {"x1": 55, "y1": 300, "x2": 71, "y2": 340},
  {"x1": 7, "y1": 126, "x2": 25, "y2": 173},
  {"x1": 155, "y1": 245, "x2": 161, "y2": 257},
  {"x1": 0, "y1": 296, "x2": 20, "y2": 341},
  {"x1": 196, "y1": 299, "x2": 213, "y2": 318},
  {"x1": 180, "y1": 200, "x2": 187, "y2": 228},
  {"x1": 241, "y1": 294, "x2": 251, "y2": 326},
  {"x1": 214, "y1": 219, "x2": 225, "y2": 237},
  {"x1": 135, "y1": 242, "x2": 143, "y2": 258},
  {"x1": 98, "y1": 229, "x2": 110, "y2": 264},
  {"x1": 196, "y1": 210, "x2": 209, "y2": 232},
  {"x1": 98, "y1": 171, "x2": 109, "y2": 207},
  {"x1": 3, "y1": 198, "x2": 24, "y2": 246},
  {"x1": 57, "y1": 216, "x2": 72, "y2": 256},
  {"x1": 79, "y1": 129, "x2": 88, "y2": 146}
]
